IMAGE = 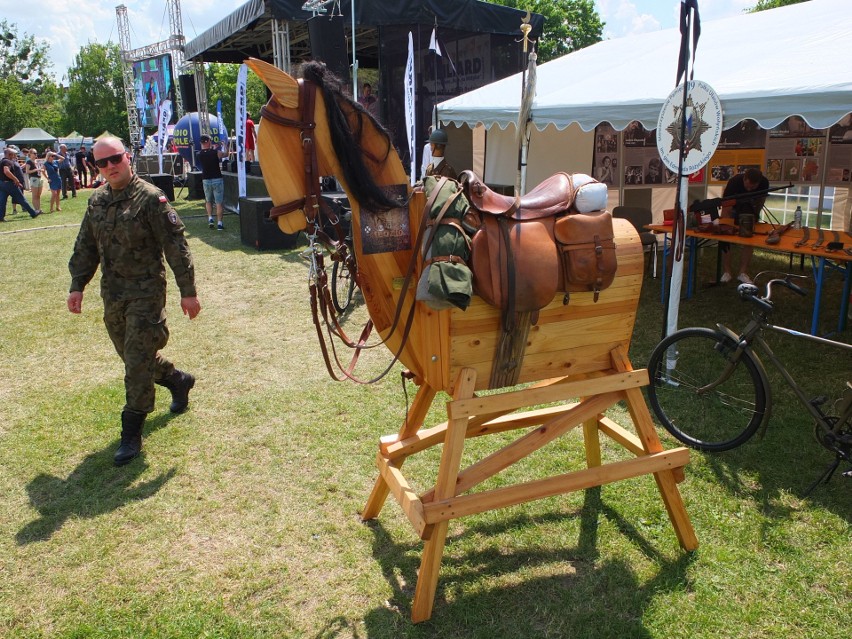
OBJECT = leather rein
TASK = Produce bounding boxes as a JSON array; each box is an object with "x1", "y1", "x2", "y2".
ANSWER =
[{"x1": 258, "y1": 80, "x2": 434, "y2": 384}]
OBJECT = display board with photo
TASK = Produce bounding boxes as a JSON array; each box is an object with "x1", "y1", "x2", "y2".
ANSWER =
[
  {"x1": 765, "y1": 116, "x2": 827, "y2": 184},
  {"x1": 621, "y1": 121, "x2": 674, "y2": 186},
  {"x1": 592, "y1": 123, "x2": 618, "y2": 186},
  {"x1": 826, "y1": 114, "x2": 852, "y2": 184}
]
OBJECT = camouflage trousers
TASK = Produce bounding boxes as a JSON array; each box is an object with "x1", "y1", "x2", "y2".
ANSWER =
[{"x1": 103, "y1": 296, "x2": 176, "y2": 414}]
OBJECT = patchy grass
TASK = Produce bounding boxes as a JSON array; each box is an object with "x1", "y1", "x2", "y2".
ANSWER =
[{"x1": 0, "y1": 193, "x2": 849, "y2": 638}]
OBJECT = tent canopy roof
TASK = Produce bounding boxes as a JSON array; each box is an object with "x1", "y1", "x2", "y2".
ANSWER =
[
  {"x1": 185, "y1": 0, "x2": 543, "y2": 64},
  {"x1": 438, "y1": 0, "x2": 852, "y2": 133},
  {"x1": 6, "y1": 127, "x2": 57, "y2": 145}
]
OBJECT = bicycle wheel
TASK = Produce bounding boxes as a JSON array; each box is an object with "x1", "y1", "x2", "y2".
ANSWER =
[
  {"x1": 646, "y1": 327, "x2": 768, "y2": 452},
  {"x1": 331, "y1": 259, "x2": 356, "y2": 314}
]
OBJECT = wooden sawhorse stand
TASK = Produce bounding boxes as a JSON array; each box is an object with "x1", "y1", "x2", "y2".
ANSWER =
[{"x1": 361, "y1": 346, "x2": 698, "y2": 622}]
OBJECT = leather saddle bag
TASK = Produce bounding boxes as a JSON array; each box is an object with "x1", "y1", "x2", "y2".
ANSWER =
[{"x1": 554, "y1": 211, "x2": 617, "y2": 302}]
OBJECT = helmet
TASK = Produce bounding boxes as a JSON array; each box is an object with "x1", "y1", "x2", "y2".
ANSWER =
[{"x1": 428, "y1": 129, "x2": 448, "y2": 145}]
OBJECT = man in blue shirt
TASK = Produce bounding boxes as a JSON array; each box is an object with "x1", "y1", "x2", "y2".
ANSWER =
[{"x1": 58, "y1": 143, "x2": 76, "y2": 199}]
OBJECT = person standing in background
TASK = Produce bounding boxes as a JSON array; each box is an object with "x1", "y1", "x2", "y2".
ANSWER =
[
  {"x1": 245, "y1": 115, "x2": 257, "y2": 162},
  {"x1": 44, "y1": 151, "x2": 63, "y2": 213},
  {"x1": 197, "y1": 134, "x2": 228, "y2": 230},
  {"x1": 75, "y1": 145, "x2": 89, "y2": 188},
  {"x1": 719, "y1": 167, "x2": 769, "y2": 285},
  {"x1": 0, "y1": 146, "x2": 41, "y2": 220},
  {"x1": 58, "y1": 144, "x2": 76, "y2": 199},
  {"x1": 25, "y1": 148, "x2": 44, "y2": 213}
]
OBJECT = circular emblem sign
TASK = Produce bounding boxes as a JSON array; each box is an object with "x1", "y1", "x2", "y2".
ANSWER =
[{"x1": 656, "y1": 80, "x2": 722, "y2": 175}]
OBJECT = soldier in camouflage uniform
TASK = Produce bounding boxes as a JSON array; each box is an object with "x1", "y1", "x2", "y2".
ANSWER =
[{"x1": 67, "y1": 136, "x2": 201, "y2": 466}]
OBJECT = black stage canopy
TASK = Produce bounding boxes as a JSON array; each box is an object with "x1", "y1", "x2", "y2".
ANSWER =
[
  {"x1": 184, "y1": 0, "x2": 543, "y2": 65},
  {"x1": 184, "y1": 0, "x2": 544, "y2": 171}
]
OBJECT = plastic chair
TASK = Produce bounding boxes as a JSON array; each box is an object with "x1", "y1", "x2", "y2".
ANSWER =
[{"x1": 613, "y1": 206, "x2": 658, "y2": 277}]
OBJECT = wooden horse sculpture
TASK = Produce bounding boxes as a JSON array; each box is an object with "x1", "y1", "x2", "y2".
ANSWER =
[{"x1": 246, "y1": 58, "x2": 697, "y2": 622}]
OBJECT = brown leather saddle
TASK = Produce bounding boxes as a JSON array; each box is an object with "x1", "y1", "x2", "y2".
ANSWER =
[
  {"x1": 459, "y1": 171, "x2": 617, "y2": 388},
  {"x1": 460, "y1": 171, "x2": 617, "y2": 316}
]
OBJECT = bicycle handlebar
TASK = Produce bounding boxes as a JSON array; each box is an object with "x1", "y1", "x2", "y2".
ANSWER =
[{"x1": 737, "y1": 274, "x2": 808, "y2": 313}]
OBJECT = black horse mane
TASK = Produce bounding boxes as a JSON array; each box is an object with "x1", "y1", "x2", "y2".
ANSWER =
[{"x1": 300, "y1": 61, "x2": 403, "y2": 212}]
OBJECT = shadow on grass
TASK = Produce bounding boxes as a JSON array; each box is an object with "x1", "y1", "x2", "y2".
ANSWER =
[
  {"x1": 361, "y1": 488, "x2": 695, "y2": 637},
  {"x1": 15, "y1": 411, "x2": 179, "y2": 545}
]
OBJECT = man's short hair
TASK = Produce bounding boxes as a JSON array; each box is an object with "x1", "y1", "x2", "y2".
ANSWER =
[
  {"x1": 5, "y1": 145, "x2": 19, "y2": 154},
  {"x1": 199, "y1": 135, "x2": 211, "y2": 143},
  {"x1": 744, "y1": 168, "x2": 763, "y2": 183}
]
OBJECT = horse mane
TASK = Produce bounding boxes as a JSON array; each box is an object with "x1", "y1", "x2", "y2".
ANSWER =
[{"x1": 300, "y1": 61, "x2": 403, "y2": 212}]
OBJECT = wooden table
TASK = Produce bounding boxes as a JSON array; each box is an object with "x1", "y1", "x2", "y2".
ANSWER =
[{"x1": 649, "y1": 222, "x2": 852, "y2": 336}]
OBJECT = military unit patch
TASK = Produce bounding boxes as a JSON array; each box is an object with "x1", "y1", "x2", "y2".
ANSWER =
[{"x1": 168, "y1": 211, "x2": 178, "y2": 225}]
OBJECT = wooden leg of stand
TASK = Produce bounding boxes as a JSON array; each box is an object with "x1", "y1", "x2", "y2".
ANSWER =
[
  {"x1": 625, "y1": 384, "x2": 698, "y2": 550},
  {"x1": 582, "y1": 406, "x2": 603, "y2": 468},
  {"x1": 610, "y1": 346, "x2": 698, "y2": 550},
  {"x1": 362, "y1": 383, "x2": 438, "y2": 521},
  {"x1": 411, "y1": 368, "x2": 477, "y2": 623}
]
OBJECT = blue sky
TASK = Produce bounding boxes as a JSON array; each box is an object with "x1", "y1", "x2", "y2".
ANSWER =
[{"x1": 1, "y1": 0, "x2": 755, "y2": 81}]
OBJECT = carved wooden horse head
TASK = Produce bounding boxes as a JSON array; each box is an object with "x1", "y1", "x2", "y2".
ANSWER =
[{"x1": 245, "y1": 58, "x2": 407, "y2": 236}]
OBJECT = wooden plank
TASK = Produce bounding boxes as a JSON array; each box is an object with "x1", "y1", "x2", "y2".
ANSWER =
[
  {"x1": 382, "y1": 403, "x2": 583, "y2": 461},
  {"x1": 412, "y1": 367, "x2": 478, "y2": 623},
  {"x1": 598, "y1": 415, "x2": 645, "y2": 456},
  {"x1": 421, "y1": 392, "x2": 619, "y2": 502},
  {"x1": 375, "y1": 454, "x2": 429, "y2": 539},
  {"x1": 598, "y1": 416, "x2": 685, "y2": 483},
  {"x1": 422, "y1": 448, "x2": 691, "y2": 523},
  {"x1": 451, "y1": 369, "x2": 648, "y2": 418},
  {"x1": 362, "y1": 383, "x2": 437, "y2": 520}
]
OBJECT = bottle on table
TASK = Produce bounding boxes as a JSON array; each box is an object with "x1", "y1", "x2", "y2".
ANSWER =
[{"x1": 793, "y1": 205, "x2": 803, "y2": 229}]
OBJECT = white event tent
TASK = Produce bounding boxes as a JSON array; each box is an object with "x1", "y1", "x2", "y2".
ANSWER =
[{"x1": 437, "y1": 0, "x2": 852, "y2": 193}]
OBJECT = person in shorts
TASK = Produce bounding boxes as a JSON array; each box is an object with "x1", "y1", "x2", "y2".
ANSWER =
[
  {"x1": 25, "y1": 148, "x2": 44, "y2": 212},
  {"x1": 719, "y1": 168, "x2": 769, "y2": 285},
  {"x1": 197, "y1": 135, "x2": 227, "y2": 230}
]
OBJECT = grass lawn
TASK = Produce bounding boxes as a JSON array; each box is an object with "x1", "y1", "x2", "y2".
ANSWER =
[{"x1": 0, "y1": 190, "x2": 849, "y2": 638}]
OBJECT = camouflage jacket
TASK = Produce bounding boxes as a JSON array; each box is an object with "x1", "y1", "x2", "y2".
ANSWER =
[{"x1": 69, "y1": 174, "x2": 196, "y2": 301}]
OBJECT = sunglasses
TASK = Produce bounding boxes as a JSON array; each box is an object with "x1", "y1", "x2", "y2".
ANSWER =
[{"x1": 94, "y1": 153, "x2": 126, "y2": 169}]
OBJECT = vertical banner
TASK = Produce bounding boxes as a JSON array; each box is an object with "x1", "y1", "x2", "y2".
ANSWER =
[
  {"x1": 157, "y1": 99, "x2": 172, "y2": 174},
  {"x1": 236, "y1": 63, "x2": 248, "y2": 203},
  {"x1": 404, "y1": 32, "x2": 416, "y2": 186}
]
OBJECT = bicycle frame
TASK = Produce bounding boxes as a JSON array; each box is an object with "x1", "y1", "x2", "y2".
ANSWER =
[{"x1": 716, "y1": 317, "x2": 852, "y2": 430}]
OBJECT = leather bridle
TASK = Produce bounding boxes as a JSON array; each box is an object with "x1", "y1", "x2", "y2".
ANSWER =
[{"x1": 257, "y1": 79, "x2": 434, "y2": 384}]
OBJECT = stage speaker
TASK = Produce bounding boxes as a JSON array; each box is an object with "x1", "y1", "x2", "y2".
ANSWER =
[
  {"x1": 239, "y1": 197, "x2": 299, "y2": 250},
  {"x1": 173, "y1": 154, "x2": 184, "y2": 176},
  {"x1": 186, "y1": 171, "x2": 204, "y2": 200},
  {"x1": 307, "y1": 15, "x2": 349, "y2": 82},
  {"x1": 150, "y1": 173, "x2": 175, "y2": 202},
  {"x1": 178, "y1": 74, "x2": 198, "y2": 112}
]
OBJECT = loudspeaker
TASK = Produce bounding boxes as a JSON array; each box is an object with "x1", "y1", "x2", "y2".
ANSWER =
[
  {"x1": 307, "y1": 15, "x2": 349, "y2": 81},
  {"x1": 178, "y1": 74, "x2": 198, "y2": 112},
  {"x1": 239, "y1": 197, "x2": 299, "y2": 250},
  {"x1": 186, "y1": 171, "x2": 204, "y2": 200},
  {"x1": 150, "y1": 173, "x2": 175, "y2": 202},
  {"x1": 173, "y1": 154, "x2": 184, "y2": 176}
]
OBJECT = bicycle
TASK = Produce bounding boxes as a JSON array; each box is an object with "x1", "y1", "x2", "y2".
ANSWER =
[{"x1": 646, "y1": 272, "x2": 852, "y2": 494}]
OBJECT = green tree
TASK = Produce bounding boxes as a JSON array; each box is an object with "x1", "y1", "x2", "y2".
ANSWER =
[
  {"x1": 63, "y1": 43, "x2": 128, "y2": 141},
  {"x1": 0, "y1": 20, "x2": 60, "y2": 138},
  {"x1": 488, "y1": 0, "x2": 604, "y2": 62},
  {"x1": 748, "y1": 0, "x2": 809, "y2": 11},
  {"x1": 203, "y1": 63, "x2": 267, "y2": 137}
]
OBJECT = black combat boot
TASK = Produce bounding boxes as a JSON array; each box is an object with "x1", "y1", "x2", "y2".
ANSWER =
[
  {"x1": 114, "y1": 410, "x2": 145, "y2": 466},
  {"x1": 156, "y1": 369, "x2": 196, "y2": 414}
]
